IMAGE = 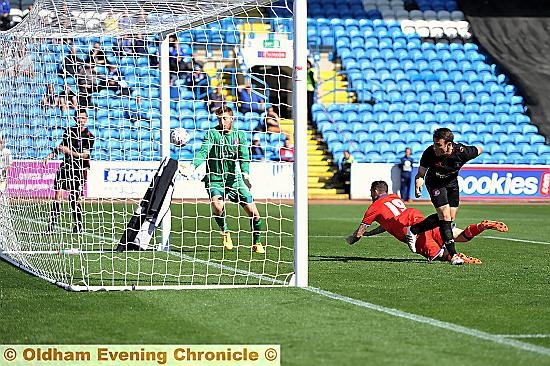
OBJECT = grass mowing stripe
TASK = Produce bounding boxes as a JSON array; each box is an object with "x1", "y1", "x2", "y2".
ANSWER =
[{"x1": 305, "y1": 286, "x2": 550, "y2": 357}]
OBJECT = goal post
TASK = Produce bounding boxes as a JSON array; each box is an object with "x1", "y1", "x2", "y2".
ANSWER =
[{"x1": 0, "y1": 0, "x2": 308, "y2": 290}]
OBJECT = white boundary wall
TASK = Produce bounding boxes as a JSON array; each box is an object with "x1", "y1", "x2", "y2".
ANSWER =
[{"x1": 87, "y1": 160, "x2": 294, "y2": 199}]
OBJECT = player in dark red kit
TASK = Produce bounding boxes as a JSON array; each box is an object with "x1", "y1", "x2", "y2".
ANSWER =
[
  {"x1": 346, "y1": 181, "x2": 508, "y2": 264},
  {"x1": 405, "y1": 128, "x2": 482, "y2": 265},
  {"x1": 44, "y1": 109, "x2": 95, "y2": 234}
]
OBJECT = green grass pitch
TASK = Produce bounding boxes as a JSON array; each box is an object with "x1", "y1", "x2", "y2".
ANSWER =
[{"x1": 1, "y1": 203, "x2": 549, "y2": 365}]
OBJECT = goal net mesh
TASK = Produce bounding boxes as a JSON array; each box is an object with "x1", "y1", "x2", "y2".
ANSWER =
[{"x1": 0, "y1": 0, "x2": 296, "y2": 290}]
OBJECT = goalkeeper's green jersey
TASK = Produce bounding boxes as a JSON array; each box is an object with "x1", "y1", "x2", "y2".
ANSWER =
[{"x1": 192, "y1": 126, "x2": 250, "y2": 184}]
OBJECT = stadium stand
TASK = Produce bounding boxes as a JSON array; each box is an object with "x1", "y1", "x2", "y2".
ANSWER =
[{"x1": 307, "y1": 0, "x2": 550, "y2": 165}]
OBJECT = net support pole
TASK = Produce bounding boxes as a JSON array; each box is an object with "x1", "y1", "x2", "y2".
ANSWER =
[
  {"x1": 293, "y1": 0, "x2": 308, "y2": 287},
  {"x1": 159, "y1": 34, "x2": 172, "y2": 251}
]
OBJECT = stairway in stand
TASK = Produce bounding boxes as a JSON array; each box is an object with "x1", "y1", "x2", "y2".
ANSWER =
[{"x1": 307, "y1": 128, "x2": 349, "y2": 200}]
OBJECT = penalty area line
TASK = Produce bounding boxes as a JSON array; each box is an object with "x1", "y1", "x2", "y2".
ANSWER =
[
  {"x1": 497, "y1": 334, "x2": 550, "y2": 339},
  {"x1": 305, "y1": 286, "x2": 550, "y2": 357}
]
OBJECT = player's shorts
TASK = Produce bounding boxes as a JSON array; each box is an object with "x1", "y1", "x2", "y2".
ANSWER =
[
  {"x1": 426, "y1": 179, "x2": 459, "y2": 208},
  {"x1": 416, "y1": 228, "x2": 444, "y2": 260},
  {"x1": 206, "y1": 180, "x2": 254, "y2": 204},
  {"x1": 54, "y1": 167, "x2": 86, "y2": 192}
]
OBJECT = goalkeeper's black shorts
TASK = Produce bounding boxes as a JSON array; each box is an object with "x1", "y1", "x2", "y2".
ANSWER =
[{"x1": 54, "y1": 167, "x2": 87, "y2": 192}]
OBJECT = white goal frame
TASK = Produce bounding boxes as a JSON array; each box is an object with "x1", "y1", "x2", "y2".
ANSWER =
[{"x1": 0, "y1": 0, "x2": 308, "y2": 290}]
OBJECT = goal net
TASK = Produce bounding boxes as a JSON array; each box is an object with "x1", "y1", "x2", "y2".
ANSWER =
[{"x1": 0, "y1": 0, "x2": 308, "y2": 290}]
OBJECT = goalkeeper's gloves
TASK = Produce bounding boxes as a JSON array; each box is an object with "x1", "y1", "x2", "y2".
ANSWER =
[
  {"x1": 242, "y1": 173, "x2": 252, "y2": 189},
  {"x1": 414, "y1": 177, "x2": 424, "y2": 198},
  {"x1": 179, "y1": 163, "x2": 195, "y2": 178}
]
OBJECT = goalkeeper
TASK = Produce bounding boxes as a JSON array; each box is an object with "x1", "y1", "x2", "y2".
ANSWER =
[
  {"x1": 346, "y1": 181, "x2": 508, "y2": 264},
  {"x1": 181, "y1": 105, "x2": 265, "y2": 254}
]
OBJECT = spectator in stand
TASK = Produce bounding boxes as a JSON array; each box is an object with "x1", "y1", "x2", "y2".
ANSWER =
[
  {"x1": 103, "y1": 10, "x2": 119, "y2": 32},
  {"x1": 15, "y1": 47, "x2": 34, "y2": 77},
  {"x1": 119, "y1": 10, "x2": 135, "y2": 30},
  {"x1": 250, "y1": 136, "x2": 265, "y2": 161},
  {"x1": 59, "y1": 84, "x2": 78, "y2": 112},
  {"x1": 132, "y1": 34, "x2": 146, "y2": 56},
  {"x1": 0, "y1": 0, "x2": 11, "y2": 31},
  {"x1": 103, "y1": 64, "x2": 130, "y2": 96},
  {"x1": 207, "y1": 85, "x2": 226, "y2": 112},
  {"x1": 264, "y1": 106, "x2": 281, "y2": 133},
  {"x1": 185, "y1": 64, "x2": 207, "y2": 99},
  {"x1": 22, "y1": 4, "x2": 33, "y2": 18},
  {"x1": 116, "y1": 34, "x2": 134, "y2": 56},
  {"x1": 135, "y1": 9, "x2": 148, "y2": 26},
  {"x1": 60, "y1": 46, "x2": 83, "y2": 78},
  {"x1": 237, "y1": 83, "x2": 265, "y2": 114},
  {"x1": 87, "y1": 42, "x2": 106, "y2": 67},
  {"x1": 58, "y1": 2, "x2": 72, "y2": 29},
  {"x1": 306, "y1": 59, "x2": 317, "y2": 125},
  {"x1": 279, "y1": 137, "x2": 294, "y2": 162},
  {"x1": 43, "y1": 84, "x2": 59, "y2": 109},
  {"x1": 76, "y1": 64, "x2": 99, "y2": 108},
  {"x1": 169, "y1": 37, "x2": 193, "y2": 79},
  {"x1": 398, "y1": 147, "x2": 414, "y2": 202},
  {"x1": 336, "y1": 150, "x2": 354, "y2": 194}
]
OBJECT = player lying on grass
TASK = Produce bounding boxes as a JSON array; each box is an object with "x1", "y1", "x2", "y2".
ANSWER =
[{"x1": 345, "y1": 180, "x2": 508, "y2": 264}]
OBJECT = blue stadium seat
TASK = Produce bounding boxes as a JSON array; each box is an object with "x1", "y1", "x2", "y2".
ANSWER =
[{"x1": 365, "y1": 151, "x2": 383, "y2": 162}]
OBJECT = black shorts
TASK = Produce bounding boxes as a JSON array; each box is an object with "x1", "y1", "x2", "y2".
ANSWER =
[
  {"x1": 426, "y1": 179, "x2": 459, "y2": 208},
  {"x1": 54, "y1": 167, "x2": 86, "y2": 192}
]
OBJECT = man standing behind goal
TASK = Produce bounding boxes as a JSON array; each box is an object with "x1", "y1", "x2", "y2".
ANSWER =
[
  {"x1": 405, "y1": 127, "x2": 482, "y2": 265},
  {"x1": 0, "y1": 134, "x2": 13, "y2": 192},
  {"x1": 43, "y1": 109, "x2": 95, "y2": 234},
  {"x1": 180, "y1": 105, "x2": 265, "y2": 254}
]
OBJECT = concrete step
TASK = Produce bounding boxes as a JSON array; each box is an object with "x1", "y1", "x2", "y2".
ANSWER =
[
  {"x1": 309, "y1": 172, "x2": 333, "y2": 179},
  {"x1": 309, "y1": 165, "x2": 336, "y2": 174},
  {"x1": 308, "y1": 176, "x2": 331, "y2": 184},
  {"x1": 319, "y1": 82, "x2": 347, "y2": 91},
  {"x1": 307, "y1": 145, "x2": 326, "y2": 157},
  {"x1": 307, "y1": 159, "x2": 332, "y2": 168},
  {"x1": 308, "y1": 181, "x2": 329, "y2": 189},
  {"x1": 319, "y1": 70, "x2": 343, "y2": 79},
  {"x1": 309, "y1": 193, "x2": 350, "y2": 200},
  {"x1": 308, "y1": 187, "x2": 346, "y2": 196}
]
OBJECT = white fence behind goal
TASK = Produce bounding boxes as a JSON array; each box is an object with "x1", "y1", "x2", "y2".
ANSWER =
[{"x1": 0, "y1": 0, "x2": 308, "y2": 290}]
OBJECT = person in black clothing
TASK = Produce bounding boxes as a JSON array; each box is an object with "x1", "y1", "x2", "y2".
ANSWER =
[
  {"x1": 86, "y1": 42, "x2": 106, "y2": 67},
  {"x1": 60, "y1": 46, "x2": 83, "y2": 78},
  {"x1": 405, "y1": 128, "x2": 482, "y2": 265},
  {"x1": 43, "y1": 109, "x2": 95, "y2": 234}
]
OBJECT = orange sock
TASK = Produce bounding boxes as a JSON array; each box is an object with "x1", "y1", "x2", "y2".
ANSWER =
[{"x1": 462, "y1": 223, "x2": 484, "y2": 240}]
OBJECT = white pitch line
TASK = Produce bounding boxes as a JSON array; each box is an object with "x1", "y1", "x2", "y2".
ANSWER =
[
  {"x1": 484, "y1": 236, "x2": 550, "y2": 246},
  {"x1": 305, "y1": 286, "x2": 550, "y2": 357},
  {"x1": 497, "y1": 334, "x2": 550, "y2": 339}
]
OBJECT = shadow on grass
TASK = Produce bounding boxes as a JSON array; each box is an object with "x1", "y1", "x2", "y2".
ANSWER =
[{"x1": 310, "y1": 255, "x2": 426, "y2": 263}]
